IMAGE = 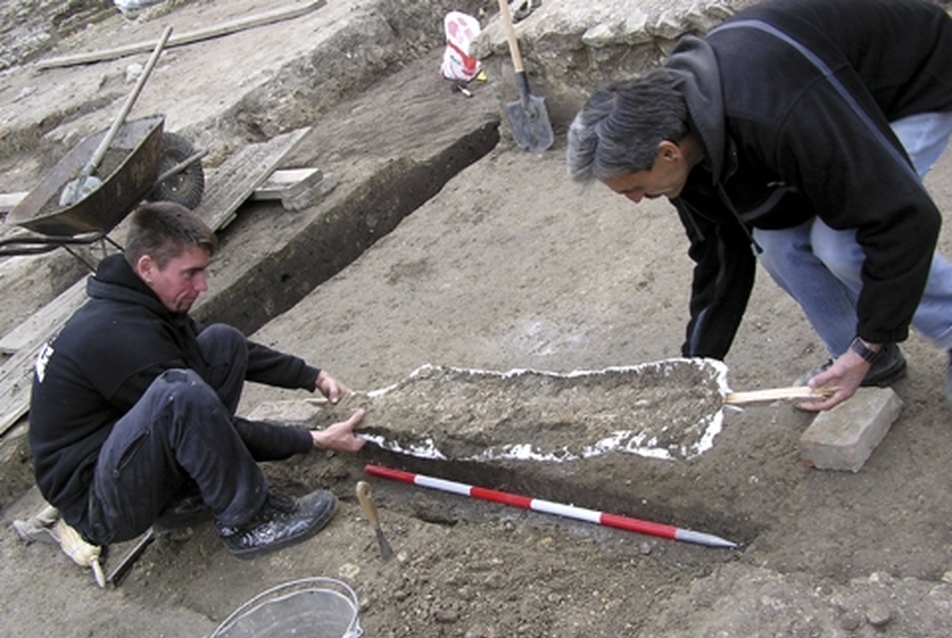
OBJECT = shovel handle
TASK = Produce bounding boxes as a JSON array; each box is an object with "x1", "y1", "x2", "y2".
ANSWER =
[
  {"x1": 83, "y1": 25, "x2": 173, "y2": 178},
  {"x1": 498, "y1": 0, "x2": 525, "y2": 74}
]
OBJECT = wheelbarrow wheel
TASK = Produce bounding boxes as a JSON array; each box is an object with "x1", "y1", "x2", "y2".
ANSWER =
[{"x1": 148, "y1": 132, "x2": 205, "y2": 210}]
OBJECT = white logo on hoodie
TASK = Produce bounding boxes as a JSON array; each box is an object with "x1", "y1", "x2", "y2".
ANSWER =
[{"x1": 35, "y1": 342, "x2": 54, "y2": 383}]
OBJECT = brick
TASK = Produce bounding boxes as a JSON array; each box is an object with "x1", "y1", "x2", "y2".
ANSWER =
[{"x1": 799, "y1": 387, "x2": 903, "y2": 472}]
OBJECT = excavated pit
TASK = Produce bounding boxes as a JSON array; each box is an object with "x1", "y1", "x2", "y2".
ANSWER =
[{"x1": 0, "y1": 0, "x2": 773, "y2": 555}]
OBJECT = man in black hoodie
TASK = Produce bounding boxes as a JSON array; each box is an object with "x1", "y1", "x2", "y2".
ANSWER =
[
  {"x1": 29, "y1": 201, "x2": 366, "y2": 560},
  {"x1": 567, "y1": 0, "x2": 952, "y2": 411}
]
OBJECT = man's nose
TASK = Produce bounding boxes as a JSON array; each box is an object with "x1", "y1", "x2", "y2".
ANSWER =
[
  {"x1": 625, "y1": 192, "x2": 644, "y2": 204},
  {"x1": 194, "y1": 272, "x2": 209, "y2": 291}
]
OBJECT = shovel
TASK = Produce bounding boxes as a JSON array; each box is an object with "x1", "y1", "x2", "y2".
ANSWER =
[
  {"x1": 497, "y1": 0, "x2": 553, "y2": 152},
  {"x1": 59, "y1": 25, "x2": 173, "y2": 207}
]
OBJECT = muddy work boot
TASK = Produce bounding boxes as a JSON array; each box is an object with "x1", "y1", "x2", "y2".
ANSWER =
[
  {"x1": 794, "y1": 343, "x2": 907, "y2": 387},
  {"x1": 218, "y1": 489, "x2": 338, "y2": 560}
]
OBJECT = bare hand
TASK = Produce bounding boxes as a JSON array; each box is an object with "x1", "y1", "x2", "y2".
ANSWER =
[
  {"x1": 796, "y1": 350, "x2": 868, "y2": 411},
  {"x1": 315, "y1": 370, "x2": 352, "y2": 404},
  {"x1": 311, "y1": 408, "x2": 366, "y2": 453}
]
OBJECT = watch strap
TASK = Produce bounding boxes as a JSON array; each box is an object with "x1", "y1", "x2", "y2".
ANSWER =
[{"x1": 849, "y1": 337, "x2": 881, "y2": 363}]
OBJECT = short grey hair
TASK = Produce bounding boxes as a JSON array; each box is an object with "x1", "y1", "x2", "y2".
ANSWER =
[{"x1": 566, "y1": 70, "x2": 689, "y2": 182}]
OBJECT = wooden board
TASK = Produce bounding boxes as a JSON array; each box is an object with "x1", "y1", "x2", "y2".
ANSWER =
[
  {"x1": 248, "y1": 168, "x2": 320, "y2": 201},
  {"x1": 36, "y1": 1, "x2": 327, "y2": 70},
  {"x1": 0, "y1": 279, "x2": 86, "y2": 356},
  {"x1": 0, "y1": 127, "x2": 312, "y2": 436},
  {"x1": 1, "y1": 168, "x2": 319, "y2": 214},
  {"x1": 191, "y1": 127, "x2": 310, "y2": 231}
]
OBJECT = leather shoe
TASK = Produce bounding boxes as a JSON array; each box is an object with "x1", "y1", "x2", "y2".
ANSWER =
[
  {"x1": 794, "y1": 343, "x2": 907, "y2": 387},
  {"x1": 218, "y1": 489, "x2": 338, "y2": 560}
]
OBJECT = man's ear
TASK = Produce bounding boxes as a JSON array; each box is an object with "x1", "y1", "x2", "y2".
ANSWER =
[
  {"x1": 135, "y1": 254, "x2": 156, "y2": 285},
  {"x1": 657, "y1": 140, "x2": 682, "y2": 163}
]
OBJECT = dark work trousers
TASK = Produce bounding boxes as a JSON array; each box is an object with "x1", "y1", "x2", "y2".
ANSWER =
[{"x1": 85, "y1": 324, "x2": 268, "y2": 545}]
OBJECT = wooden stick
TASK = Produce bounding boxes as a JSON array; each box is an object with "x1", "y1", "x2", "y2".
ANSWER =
[
  {"x1": 36, "y1": 1, "x2": 327, "y2": 70},
  {"x1": 724, "y1": 386, "x2": 836, "y2": 406}
]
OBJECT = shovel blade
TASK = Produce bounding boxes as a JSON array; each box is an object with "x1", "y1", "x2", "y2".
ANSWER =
[
  {"x1": 505, "y1": 94, "x2": 554, "y2": 152},
  {"x1": 58, "y1": 174, "x2": 102, "y2": 207}
]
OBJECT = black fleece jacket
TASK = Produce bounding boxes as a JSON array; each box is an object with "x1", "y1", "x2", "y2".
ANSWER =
[
  {"x1": 669, "y1": 0, "x2": 952, "y2": 358},
  {"x1": 29, "y1": 254, "x2": 315, "y2": 524}
]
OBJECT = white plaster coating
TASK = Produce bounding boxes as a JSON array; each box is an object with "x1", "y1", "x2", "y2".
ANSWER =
[{"x1": 362, "y1": 358, "x2": 732, "y2": 463}]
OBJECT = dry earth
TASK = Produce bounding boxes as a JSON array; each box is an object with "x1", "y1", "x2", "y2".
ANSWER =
[{"x1": 3, "y1": 1, "x2": 952, "y2": 637}]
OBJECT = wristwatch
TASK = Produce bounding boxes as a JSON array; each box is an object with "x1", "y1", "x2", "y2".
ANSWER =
[{"x1": 849, "y1": 336, "x2": 882, "y2": 363}]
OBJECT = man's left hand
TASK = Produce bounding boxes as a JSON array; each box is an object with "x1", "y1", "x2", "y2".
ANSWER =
[{"x1": 796, "y1": 349, "x2": 870, "y2": 411}]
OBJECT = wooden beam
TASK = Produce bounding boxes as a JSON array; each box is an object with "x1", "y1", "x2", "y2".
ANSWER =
[
  {"x1": 1, "y1": 168, "x2": 318, "y2": 214},
  {"x1": 0, "y1": 192, "x2": 27, "y2": 214},
  {"x1": 36, "y1": 1, "x2": 327, "y2": 70},
  {"x1": 0, "y1": 279, "x2": 86, "y2": 356},
  {"x1": 248, "y1": 168, "x2": 320, "y2": 201}
]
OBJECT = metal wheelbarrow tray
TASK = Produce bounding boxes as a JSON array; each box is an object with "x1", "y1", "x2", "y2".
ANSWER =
[{"x1": 3, "y1": 114, "x2": 166, "y2": 252}]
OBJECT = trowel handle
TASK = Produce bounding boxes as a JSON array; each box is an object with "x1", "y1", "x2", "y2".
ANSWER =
[
  {"x1": 356, "y1": 481, "x2": 381, "y2": 527},
  {"x1": 498, "y1": 0, "x2": 525, "y2": 74}
]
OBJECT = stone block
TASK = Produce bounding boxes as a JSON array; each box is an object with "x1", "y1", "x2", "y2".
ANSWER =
[
  {"x1": 799, "y1": 387, "x2": 903, "y2": 472},
  {"x1": 245, "y1": 398, "x2": 326, "y2": 427}
]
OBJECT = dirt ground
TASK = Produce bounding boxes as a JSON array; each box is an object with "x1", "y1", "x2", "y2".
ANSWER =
[{"x1": 3, "y1": 1, "x2": 952, "y2": 637}]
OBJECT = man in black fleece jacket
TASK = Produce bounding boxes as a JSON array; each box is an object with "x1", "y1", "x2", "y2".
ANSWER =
[
  {"x1": 567, "y1": 0, "x2": 952, "y2": 411},
  {"x1": 29, "y1": 201, "x2": 366, "y2": 560}
]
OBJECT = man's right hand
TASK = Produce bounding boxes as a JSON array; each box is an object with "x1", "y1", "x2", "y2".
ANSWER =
[{"x1": 311, "y1": 408, "x2": 367, "y2": 453}]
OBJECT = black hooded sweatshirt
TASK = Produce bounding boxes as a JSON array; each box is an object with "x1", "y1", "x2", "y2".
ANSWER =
[
  {"x1": 29, "y1": 254, "x2": 314, "y2": 526},
  {"x1": 667, "y1": 0, "x2": 952, "y2": 358}
]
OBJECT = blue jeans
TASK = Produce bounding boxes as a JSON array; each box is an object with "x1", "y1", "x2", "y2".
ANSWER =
[
  {"x1": 753, "y1": 111, "x2": 952, "y2": 356},
  {"x1": 85, "y1": 325, "x2": 269, "y2": 545}
]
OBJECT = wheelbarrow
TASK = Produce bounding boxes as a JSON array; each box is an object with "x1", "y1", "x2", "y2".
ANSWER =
[{"x1": 0, "y1": 114, "x2": 205, "y2": 263}]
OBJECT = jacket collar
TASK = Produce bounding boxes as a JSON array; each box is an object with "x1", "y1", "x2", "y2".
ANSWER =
[{"x1": 664, "y1": 35, "x2": 733, "y2": 183}]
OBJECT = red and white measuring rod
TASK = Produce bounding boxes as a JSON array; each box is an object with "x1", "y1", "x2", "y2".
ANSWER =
[{"x1": 364, "y1": 464, "x2": 737, "y2": 549}]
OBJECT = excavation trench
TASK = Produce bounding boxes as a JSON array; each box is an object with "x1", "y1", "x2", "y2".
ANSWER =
[{"x1": 178, "y1": 54, "x2": 766, "y2": 550}]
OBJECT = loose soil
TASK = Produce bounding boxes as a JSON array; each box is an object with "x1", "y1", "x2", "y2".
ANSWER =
[{"x1": 3, "y1": 2, "x2": 952, "y2": 638}]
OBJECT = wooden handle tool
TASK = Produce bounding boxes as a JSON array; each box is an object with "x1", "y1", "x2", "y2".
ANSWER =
[
  {"x1": 356, "y1": 480, "x2": 393, "y2": 560},
  {"x1": 724, "y1": 385, "x2": 836, "y2": 406}
]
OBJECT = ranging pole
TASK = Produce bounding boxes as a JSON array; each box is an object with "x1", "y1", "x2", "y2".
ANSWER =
[{"x1": 364, "y1": 464, "x2": 737, "y2": 549}]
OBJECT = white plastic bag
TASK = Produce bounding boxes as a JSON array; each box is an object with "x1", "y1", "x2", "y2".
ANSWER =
[{"x1": 440, "y1": 11, "x2": 481, "y2": 82}]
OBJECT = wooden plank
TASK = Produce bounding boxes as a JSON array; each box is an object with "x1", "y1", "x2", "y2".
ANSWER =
[
  {"x1": 0, "y1": 279, "x2": 86, "y2": 356},
  {"x1": 191, "y1": 127, "x2": 311, "y2": 231},
  {"x1": 36, "y1": 1, "x2": 327, "y2": 70},
  {"x1": 0, "y1": 128, "x2": 312, "y2": 436},
  {"x1": 0, "y1": 335, "x2": 43, "y2": 435},
  {"x1": 0, "y1": 191, "x2": 27, "y2": 214},
  {"x1": 248, "y1": 168, "x2": 320, "y2": 201},
  {"x1": 2, "y1": 168, "x2": 315, "y2": 214}
]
